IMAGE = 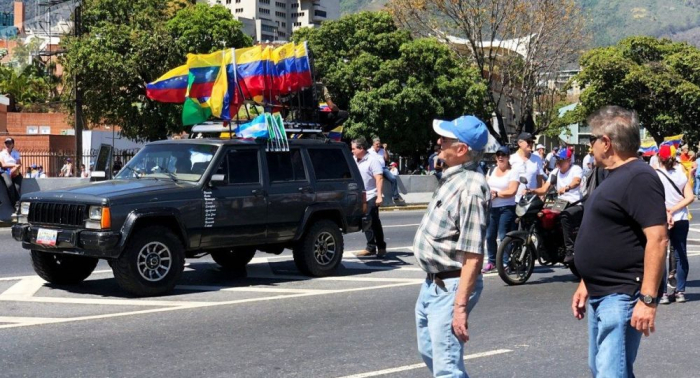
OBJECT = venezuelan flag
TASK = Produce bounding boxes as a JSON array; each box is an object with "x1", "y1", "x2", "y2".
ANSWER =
[
  {"x1": 294, "y1": 42, "x2": 313, "y2": 90},
  {"x1": 236, "y1": 46, "x2": 266, "y2": 102},
  {"x1": 639, "y1": 140, "x2": 658, "y2": 157},
  {"x1": 328, "y1": 125, "x2": 343, "y2": 142},
  {"x1": 663, "y1": 134, "x2": 683, "y2": 147},
  {"x1": 146, "y1": 65, "x2": 189, "y2": 103}
]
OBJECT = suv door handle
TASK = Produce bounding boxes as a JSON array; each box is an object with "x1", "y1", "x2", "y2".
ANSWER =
[
  {"x1": 251, "y1": 189, "x2": 266, "y2": 196},
  {"x1": 298, "y1": 186, "x2": 314, "y2": 193}
]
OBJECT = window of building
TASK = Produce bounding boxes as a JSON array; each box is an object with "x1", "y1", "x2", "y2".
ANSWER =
[
  {"x1": 261, "y1": 34, "x2": 275, "y2": 41},
  {"x1": 308, "y1": 149, "x2": 352, "y2": 181},
  {"x1": 278, "y1": 31, "x2": 286, "y2": 37},
  {"x1": 314, "y1": 10, "x2": 326, "y2": 17},
  {"x1": 275, "y1": 1, "x2": 286, "y2": 8},
  {"x1": 293, "y1": 22, "x2": 302, "y2": 27},
  {"x1": 235, "y1": 8, "x2": 244, "y2": 13},
  {"x1": 281, "y1": 22, "x2": 286, "y2": 27},
  {"x1": 261, "y1": 25, "x2": 276, "y2": 32},
  {"x1": 275, "y1": 11, "x2": 286, "y2": 18},
  {"x1": 259, "y1": 7, "x2": 270, "y2": 14},
  {"x1": 291, "y1": 3, "x2": 299, "y2": 8},
  {"x1": 225, "y1": 0, "x2": 231, "y2": 4},
  {"x1": 235, "y1": 0, "x2": 241, "y2": 2},
  {"x1": 260, "y1": 0, "x2": 270, "y2": 4}
]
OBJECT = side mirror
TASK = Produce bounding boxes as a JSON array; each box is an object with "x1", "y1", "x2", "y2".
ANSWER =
[
  {"x1": 209, "y1": 174, "x2": 226, "y2": 187},
  {"x1": 519, "y1": 177, "x2": 528, "y2": 185}
]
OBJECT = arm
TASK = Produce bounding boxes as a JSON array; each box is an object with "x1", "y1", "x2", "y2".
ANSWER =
[
  {"x1": 572, "y1": 279, "x2": 588, "y2": 319},
  {"x1": 374, "y1": 174, "x2": 383, "y2": 206},
  {"x1": 668, "y1": 179, "x2": 695, "y2": 214},
  {"x1": 452, "y1": 252, "x2": 484, "y2": 342},
  {"x1": 631, "y1": 225, "x2": 668, "y2": 336},
  {"x1": 558, "y1": 176, "x2": 582, "y2": 195},
  {"x1": 530, "y1": 180, "x2": 551, "y2": 196},
  {"x1": 382, "y1": 146, "x2": 389, "y2": 163},
  {"x1": 496, "y1": 180, "x2": 519, "y2": 198}
]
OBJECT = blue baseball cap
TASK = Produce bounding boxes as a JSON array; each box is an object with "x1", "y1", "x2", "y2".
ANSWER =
[
  {"x1": 433, "y1": 115, "x2": 488, "y2": 151},
  {"x1": 495, "y1": 145, "x2": 510, "y2": 155}
]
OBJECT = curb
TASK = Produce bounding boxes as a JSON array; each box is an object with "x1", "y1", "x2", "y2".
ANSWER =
[{"x1": 380, "y1": 204, "x2": 428, "y2": 211}]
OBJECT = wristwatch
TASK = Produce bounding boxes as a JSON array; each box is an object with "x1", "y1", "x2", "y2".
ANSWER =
[{"x1": 641, "y1": 294, "x2": 656, "y2": 305}]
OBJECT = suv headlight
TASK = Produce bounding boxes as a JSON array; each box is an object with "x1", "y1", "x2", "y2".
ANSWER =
[
  {"x1": 89, "y1": 206, "x2": 103, "y2": 220},
  {"x1": 20, "y1": 202, "x2": 30, "y2": 215}
]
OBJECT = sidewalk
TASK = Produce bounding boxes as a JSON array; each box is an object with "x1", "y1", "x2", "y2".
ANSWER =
[{"x1": 380, "y1": 192, "x2": 430, "y2": 211}]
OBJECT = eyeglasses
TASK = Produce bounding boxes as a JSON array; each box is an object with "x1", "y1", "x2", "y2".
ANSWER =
[{"x1": 589, "y1": 134, "x2": 602, "y2": 145}]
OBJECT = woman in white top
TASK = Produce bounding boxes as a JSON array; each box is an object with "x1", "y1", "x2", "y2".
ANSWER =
[
  {"x1": 483, "y1": 146, "x2": 519, "y2": 273},
  {"x1": 656, "y1": 145, "x2": 695, "y2": 304}
]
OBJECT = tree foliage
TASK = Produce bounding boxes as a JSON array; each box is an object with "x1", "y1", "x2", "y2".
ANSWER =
[
  {"x1": 293, "y1": 12, "x2": 488, "y2": 155},
  {"x1": 387, "y1": 0, "x2": 589, "y2": 143},
  {"x1": 0, "y1": 62, "x2": 58, "y2": 112},
  {"x1": 569, "y1": 36, "x2": 700, "y2": 144},
  {"x1": 61, "y1": 0, "x2": 251, "y2": 141}
]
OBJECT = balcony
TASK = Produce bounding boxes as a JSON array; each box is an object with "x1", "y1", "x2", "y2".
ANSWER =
[{"x1": 313, "y1": 9, "x2": 326, "y2": 21}]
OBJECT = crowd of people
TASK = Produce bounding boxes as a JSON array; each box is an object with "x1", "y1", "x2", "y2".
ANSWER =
[{"x1": 353, "y1": 106, "x2": 692, "y2": 377}]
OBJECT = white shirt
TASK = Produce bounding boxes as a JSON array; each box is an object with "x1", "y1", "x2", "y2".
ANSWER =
[
  {"x1": 488, "y1": 168, "x2": 519, "y2": 207},
  {"x1": 545, "y1": 152, "x2": 556, "y2": 170},
  {"x1": 356, "y1": 153, "x2": 383, "y2": 200},
  {"x1": 0, "y1": 149, "x2": 20, "y2": 174},
  {"x1": 548, "y1": 165, "x2": 583, "y2": 203},
  {"x1": 510, "y1": 152, "x2": 544, "y2": 201},
  {"x1": 368, "y1": 148, "x2": 387, "y2": 168},
  {"x1": 649, "y1": 155, "x2": 659, "y2": 169},
  {"x1": 389, "y1": 167, "x2": 399, "y2": 176},
  {"x1": 656, "y1": 167, "x2": 688, "y2": 221},
  {"x1": 582, "y1": 154, "x2": 594, "y2": 173}
]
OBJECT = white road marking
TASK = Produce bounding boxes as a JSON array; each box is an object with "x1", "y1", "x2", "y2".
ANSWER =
[
  {"x1": 0, "y1": 281, "x2": 422, "y2": 330},
  {"x1": 382, "y1": 223, "x2": 420, "y2": 228},
  {"x1": 0, "y1": 296, "x2": 210, "y2": 307},
  {"x1": 689, "y1": 227, "x2": 700, "y2": 233},
  {"x1": 0, "y1": 316, "x2": 64, "y2": 324},
  {"x1": 0, "y1": 277, "x2": 45, "y2": 298},
  {"x1": 335, "y1": 349, "x2": 513, "y2": 378},
  {"x1": 175, "y1": 285, "x2": 330, "y2": 294}
]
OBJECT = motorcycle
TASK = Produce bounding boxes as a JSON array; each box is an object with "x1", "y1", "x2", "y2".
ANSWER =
[{"x1": 496, "y1": 178, "x2": 580, "y2": 285}]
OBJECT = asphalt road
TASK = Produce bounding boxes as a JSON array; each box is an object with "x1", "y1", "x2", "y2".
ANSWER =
[{"x1": 1, "y1": 207, "x2": 700, "y2": 377}]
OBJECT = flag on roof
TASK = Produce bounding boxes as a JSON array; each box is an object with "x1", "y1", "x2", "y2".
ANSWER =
[
  {"x1": 236, "y1": 114, "x2": 269, "y2": 139},
  {"x1": 294, "y1": 41, "x2": 313, "y2": 90},
  {"x1": 182, "y1": 51, "x2": 231, "y2": 125},
  {"x1": 146, "y1": 65, "x2": 189, "y2": 103},
  {"x1": 328, "y1": 126, "x2": 343, "y2": 142}
]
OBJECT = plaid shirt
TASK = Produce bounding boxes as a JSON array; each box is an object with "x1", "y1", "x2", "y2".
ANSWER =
[{"x1": 413, "y1": 161, "x2": 490, "y2": 273}]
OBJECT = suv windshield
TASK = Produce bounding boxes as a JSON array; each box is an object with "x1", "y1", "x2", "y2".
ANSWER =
[{"x1": 115, "y1": 144, "x2": 218, "y2": 182}]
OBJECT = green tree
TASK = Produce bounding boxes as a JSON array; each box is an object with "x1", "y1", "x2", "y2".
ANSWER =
[
  {"x1": 571, "y1": 36, "x2": 700, "y2": 144},
  {"x1": 293, "y1": 12, "x2": 488, "y2": 155},
  {"x1": 0, "y1": 64, "x2": 54, "y2": 111},
  {"x1": 61, "y1": 0, "x2": 251, "y2": 141}
]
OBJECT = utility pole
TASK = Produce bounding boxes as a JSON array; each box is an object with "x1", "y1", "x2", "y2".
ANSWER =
[{"x1": 74, "y1": 3, "x2": 82, "y2": 169}]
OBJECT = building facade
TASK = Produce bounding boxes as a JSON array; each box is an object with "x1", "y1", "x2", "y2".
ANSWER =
[{"x1": 202, "y1": 0, "x2": 340, "y2": 43}]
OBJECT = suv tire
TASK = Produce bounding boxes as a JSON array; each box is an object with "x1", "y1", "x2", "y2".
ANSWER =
[
  {"x1": 293, "y1": 220, "x2": 344, "y2": 276},
  {"x1": 210, "y1": 248, "x2": 256, "y2": 270},
  {"x1": 30, "y1": 250, "x2": 98, "y2": 285},
  {"x1": 112, "y1": 226, "x2": 185, "y2": 297}
]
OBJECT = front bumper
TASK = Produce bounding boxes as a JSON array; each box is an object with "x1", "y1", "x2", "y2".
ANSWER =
[{"x1": 12, "y1": 224, "x2": 122, "y2": 258}]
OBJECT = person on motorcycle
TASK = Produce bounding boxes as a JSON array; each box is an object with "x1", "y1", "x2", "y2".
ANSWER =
[
  {"x1": 510, "y1": 132, "x2": 544, "y2": 202},
  {"x1": 527, "y1": 147, "x2": 583, "y2": 263}
]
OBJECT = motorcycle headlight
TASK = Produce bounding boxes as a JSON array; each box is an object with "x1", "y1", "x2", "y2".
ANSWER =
[
  {"x1": 89, "y1": 206, "x2": 103, "y2": 220},
  {"x1": 515, "y1": 205, "x2": 526, "y2": 218},
  {"x1": 20, "y1": 202, "x2": 30, "y2": 215}
]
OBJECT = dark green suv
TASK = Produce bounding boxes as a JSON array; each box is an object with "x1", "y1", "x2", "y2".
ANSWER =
[{"x1": 12, "y1": 139, "x2": 367, "y2": 296}]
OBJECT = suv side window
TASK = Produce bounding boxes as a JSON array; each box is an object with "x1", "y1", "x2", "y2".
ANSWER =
[
  {"x1": 215, "y1": 148, "x2": 260, "y2": 184},
  {"x1": 308, "y1": 148, "x2": 352, "y2": 180},
  {"x1": 266, "y1": 149, "x2": 307, "y2": 182}
]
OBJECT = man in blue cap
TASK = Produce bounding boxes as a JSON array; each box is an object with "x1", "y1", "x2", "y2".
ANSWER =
[{"x1": 413, "y1": 115, "x2": 490, "y2": 377}]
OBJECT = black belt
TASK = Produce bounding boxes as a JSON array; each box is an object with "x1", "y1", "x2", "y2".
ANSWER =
[{"x1": 427, "y1": 270, "x2": 461, "y2": 288}]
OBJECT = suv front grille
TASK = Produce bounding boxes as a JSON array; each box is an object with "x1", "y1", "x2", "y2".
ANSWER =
[{"x1": 28, "y1": 203, "x2": 87, "y2": 227}]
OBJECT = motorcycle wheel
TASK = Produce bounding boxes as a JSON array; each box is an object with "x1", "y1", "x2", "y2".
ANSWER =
[{"x1": 496, "y1": 236, "x2": 535, "y2": 285}]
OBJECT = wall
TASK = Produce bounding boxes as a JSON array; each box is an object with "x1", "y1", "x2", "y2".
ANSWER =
[{"x1": 6, "y1": 112, "x2": 73, "y2": 135}]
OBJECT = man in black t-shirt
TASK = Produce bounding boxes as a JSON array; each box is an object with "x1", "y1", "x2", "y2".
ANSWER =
[{"x1": 571, "y1": 106, "x2": 668, "y2": 378}]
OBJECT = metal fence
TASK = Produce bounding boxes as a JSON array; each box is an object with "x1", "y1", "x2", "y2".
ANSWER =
[{"x1": 19, "y1": 149, "x2": 140, "y2": 177}]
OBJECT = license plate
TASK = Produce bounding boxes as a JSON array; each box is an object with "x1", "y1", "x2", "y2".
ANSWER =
[{"x1": 36, "y1": 228, "x2": 58, "y2": 246}]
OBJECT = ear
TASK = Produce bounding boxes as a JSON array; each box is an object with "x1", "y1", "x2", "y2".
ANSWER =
[{"x1": 457, "y1": 143, "x2": 470, "y2": 157}]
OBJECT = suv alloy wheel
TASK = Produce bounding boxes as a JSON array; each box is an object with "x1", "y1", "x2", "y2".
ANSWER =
[
  {"x1": 293, "y1": 220, "x2": 344, "y2": 276},
  {"x1": 112, "y1": 226, "x2": 185, "y2": 296}
]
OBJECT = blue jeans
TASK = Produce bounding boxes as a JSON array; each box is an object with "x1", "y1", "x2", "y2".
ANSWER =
[
  {"x1": 694, "y1": 176, "x2": 700, "y2": 196},
  {"x1": 485, "y1": 205, "x2": 516, "y2": 265},
  {"x1": 587, "y1": 293, "x2": 642, "y2": 378},
  {"x1": 669, "y1": 220, "x2": 690, "y2": 292},
  {"x1": 415, "y1": 275, "x2": 484, "y2": 378},
  {"x1": 382, "y1": 167, "x2": 400, "y2": 199}
]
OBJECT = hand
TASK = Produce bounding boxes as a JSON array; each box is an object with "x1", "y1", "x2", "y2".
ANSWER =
[
  {"x1": 666, "y1": 210, "x2": 674, "y2": 229},
  {"x1": 571, "y1": 283, "x2": 588, "y2": 320},
  {"x1": 630, "y1": 301, "x2": 657, "y2": 337},
  {"x1": 375, "y1": 195, "x2": 382, "y2": 207},
  {"x1": 558, "y1": 187, "x2": 567, "y2": 195},
  {"x1": 520, "y1": 189, "x2": 528, "y2": 196},
  {"x1": 382, "y1": 143, "x2": 388, "y2": 149},
  {"x1": 452, "y1": 306, "x2": 469, "y2": 343},
  {"x1": 490, "y1": 190, "x2": 497, "y2": 198}
]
